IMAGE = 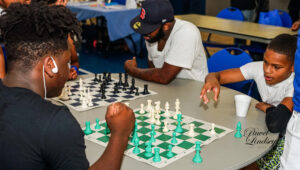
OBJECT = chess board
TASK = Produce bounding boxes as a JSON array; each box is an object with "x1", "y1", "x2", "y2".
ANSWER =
[
  {"x1": 53, "y1": 76, "x2": 157, "y2": 111},
  {"x1": 83, "y1": 108, "x2": 233, "y2": 168}
]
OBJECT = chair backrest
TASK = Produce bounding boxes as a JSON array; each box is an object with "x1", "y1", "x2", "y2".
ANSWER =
[
  {"x1": 208, "y1": 47, "x2": 253, "y2": 94},
  {"x1": 112, "y1": 0, "x2": 126, "y2": 5},
  {"x1": 216, "y1": 7, "x2": 244, "y2": 21},
  {"x1": 258, "y1": 9, "x2": 292, "y2": 28}
]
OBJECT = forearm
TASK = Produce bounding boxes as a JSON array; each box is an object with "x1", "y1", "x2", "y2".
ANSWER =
[
  {"x1": 126, "y1": 67, "x2": 174, "y2": 84},
  {"x1": 205, "y1": 72, "x2": 220, "y2": 83},
  {"x1": 90, "y1": 135, "x2": 129, "y2": 170},
  {"x1": 0, "y1": 55, "x2": 5, "y2": 79}
]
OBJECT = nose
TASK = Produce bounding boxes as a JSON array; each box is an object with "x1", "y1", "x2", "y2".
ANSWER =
[{"x1": 265, "y1": 65, "x2": 272, "y2": 74}]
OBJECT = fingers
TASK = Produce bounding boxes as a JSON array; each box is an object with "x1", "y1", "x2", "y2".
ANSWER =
[
  {"x1": 213, "y1": 87, "x2": 220, "y2": 102},
  {"x1": 200, "y1": 87, "x2": 209, "y2": 104}
]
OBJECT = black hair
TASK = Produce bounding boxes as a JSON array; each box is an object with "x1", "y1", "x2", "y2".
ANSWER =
[
  {"x1": 31, "y1": 0, "x2": 58, "y2": 4},
  {"x1": 0, "y1": 2, "x2": 81, "y2": 71},
  {"x1": 267, "y1": 34, "x2": 297, "y2": 63}
]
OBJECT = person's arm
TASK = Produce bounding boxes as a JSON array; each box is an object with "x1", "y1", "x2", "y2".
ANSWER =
[
  {"x1": 291, "y1": 19, "x2": 300, "y2": 31},
  {"x1": 200, "y1": 68, "x2": 245, "y2": 104},
  {"x1": 261, "y1": 97, "x2": 293, "y2": 133},
  {"x1": 90, "y1": 102, "x2": 135, "y2": 170},
  {"x1": 0, "y1": 47, "x2": 5, "y2": 79},
  {"x1": 124, "y1": 57, "x2": 181, "y2": 84}
]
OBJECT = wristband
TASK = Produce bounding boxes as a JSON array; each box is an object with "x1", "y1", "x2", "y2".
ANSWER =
[{"x1": 71, "y1": 65, "x2": 79, "y2": 73}]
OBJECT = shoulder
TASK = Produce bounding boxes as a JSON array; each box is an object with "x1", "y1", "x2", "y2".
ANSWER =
[
  {"x1": 241, "y1": 61, "x2": 263, "y2": 71},
  {"x1": 172, "y1": 19, "x2": 200, "y2": 37}
]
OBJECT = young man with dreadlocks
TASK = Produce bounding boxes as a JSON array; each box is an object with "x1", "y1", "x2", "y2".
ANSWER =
[{"x1": 0, "y1": 2, "x2": 135, "y2": 170}]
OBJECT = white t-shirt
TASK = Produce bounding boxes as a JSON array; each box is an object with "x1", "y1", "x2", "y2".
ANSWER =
[
  {"x1": 240, "y1": 61, "x2": 294, "y2": 106},
  {"x1": 146, "y1": 19, "x2": 208, "y2": 82}
]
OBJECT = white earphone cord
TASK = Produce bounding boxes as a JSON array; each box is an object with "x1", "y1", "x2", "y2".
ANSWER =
[{"x1": 42, "y1": 65, "x2": 47, "y2": 99}]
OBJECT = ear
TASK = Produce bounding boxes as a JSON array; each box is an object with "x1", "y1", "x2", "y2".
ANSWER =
[
  {"x1": 43, "y1": 56, "x2": 56, "y2": 78},
  {"x1": 162, "y1": 22, "x2": 171, "y2": 31}
]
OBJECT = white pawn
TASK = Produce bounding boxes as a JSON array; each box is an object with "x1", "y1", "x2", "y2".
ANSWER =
[
  {"x1": 150, "y1": 113, "x2": 156, "y2": 124},
  {"x1": 175, "y1": 98, "x2": 180, "y2": 108},
  {"x1": 164, "y1": 102, "x2": 170, "y2": 116},
  {"x1": 79, "y1": 78, "x2": 83, "y2": 91},
  {"x1": 140, "y1": 104, "x2": 145, "y2": 114},
  {"x1": 81, "y1": 98, "x2": 88, "y2": 109},
  {"x1": 147, "y1": 100, "x2": 152, "y2": 111},
  {"x1": 163, "y1": 121, "x2": 169, "y2": 132},
  {"x1": 68, "y1": 85, "x2": 72, "y2": 95},
  {"x1": 155, "y1": 114, "x2": 161, "y2": 125},
  {"x1": 188, "y1": 123, "x2": 195, "y2": 137},
  {"x1": 211, "y1": 123, "x2": 216, "y2": 135},
  {"x1": 80, "y1": 91, "x2": 83, "y2": 101}
]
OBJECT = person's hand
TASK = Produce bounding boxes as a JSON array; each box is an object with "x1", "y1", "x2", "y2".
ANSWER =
[
  {"x1": 68, "y1": 67, "x2": 78, "y2": 80},
  {"x1": 200, "y1": 74, "x2": 220, "y2": 104},
  {"x1": 124, "y1": 57, "x2": 137, "y2": 72},
  {"x1": 105, "y1": 102, "x2": 135, "y2": 138},
  {"x1": 291, "y1": 20, "x2": 300, "y2": 31},
  {"x1": 255, "y1": 102, "x2": 273, "y2": 113}
]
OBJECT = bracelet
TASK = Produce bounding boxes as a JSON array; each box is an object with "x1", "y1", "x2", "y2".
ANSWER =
[{"x1": 71, "y1": 65, "x2": 79, "y2": 73}]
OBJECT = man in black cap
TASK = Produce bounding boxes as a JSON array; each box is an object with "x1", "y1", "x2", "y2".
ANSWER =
[{"x1": 124, "y1": 0, "x2": 208, "y2": 84}]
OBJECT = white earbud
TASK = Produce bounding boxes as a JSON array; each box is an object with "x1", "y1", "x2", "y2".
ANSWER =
[{"x1": 50, "y1": 56, "x2": 58, "y2": 73}]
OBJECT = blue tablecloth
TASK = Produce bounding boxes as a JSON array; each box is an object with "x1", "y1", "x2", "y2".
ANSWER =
[{"x1": 67, "y1": 2, "x2": 140, "y2": 42}]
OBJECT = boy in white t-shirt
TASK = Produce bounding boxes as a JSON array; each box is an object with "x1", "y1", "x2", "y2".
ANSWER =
[
  {"x1": 124, "y1": 0, "x2": 208, "y2": 84},
  {"x1": 201, "y1": 34, "x2": 297, "y2": 169}
]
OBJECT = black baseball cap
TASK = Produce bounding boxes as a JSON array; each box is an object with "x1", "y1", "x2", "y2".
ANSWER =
[{"x1": 130, "y1": 0, "x2": 174, "y2": 35}]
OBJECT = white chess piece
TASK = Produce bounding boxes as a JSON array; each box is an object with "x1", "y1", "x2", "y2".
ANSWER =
[
  {"x1": 81, "y1": 98, "x2": 88, "y2": 109},
  {"x1": 163, "y1": 121, "x2": 169, "y2": 132},
  {"x1": 188, "y1": 123, "x2": 195, "y2": 137},
  {"x1": 155, "y1": 114, "x2": 161, "y2": 125},
  {"x1": 68, "y1": 85, "x2": 72, "y2": 95},
  {"x1": 140, "y1": 104, "x2": 145, "y2": 114},
  {"x1": 164, "y1": 102, "x2": 170, "y2": 116},
  {"x1": 211, "y1": 123, "x2": 216, "y2": 135},
  {"x1": 79, "y1": 78, "x2": 83, "y2": 91},
  {"x1": 155, "y1": 104, "x2": 160, "y2": 115},
  {"x1": 147, "y1": 100, "x2": 152, "y2": 112},
  {"x1": 80, "y1": 91, "x2": 83, "y2": 101},
  {"x1": 150, "y1": 113, "x2": 155, "y2": 124},
  {"x1": 83, "y1": 87, "x2": 87, "y2": 97},
  {"x1": 175, "y1": 98, "x2": 180, "y2": 108}
]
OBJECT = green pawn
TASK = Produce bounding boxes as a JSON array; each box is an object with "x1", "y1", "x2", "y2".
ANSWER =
[
  {"x1": 166, "y1": 145, "x2": 174, "y2": 158},
  {"x1": 132, "y1": 137, "x2": 140, "y2": 154},
  {"x1": 234, "y1": 122, "x2": 242, "y2": 138},
  {"x1": 152, "y1": 148, "x2": 161, "y2": 162},
  {"x1": 175, "y1": 114, "x2": 183, "y2": 133},
  {"x1": 144, "y1": 141, "x2": 153, "y2": 158},
  {"x1": 94, "y1": 118, "x2": 101, "y2": 129},
  {"x1": 84, "y1": 121, "x2": 92, "y2": 135},
  {"x1": 171, "y1": 132, "x2": 178, "y2": 144},
  {"x1": 193, "y1": 141, "x2": 202, "y2": 163}
]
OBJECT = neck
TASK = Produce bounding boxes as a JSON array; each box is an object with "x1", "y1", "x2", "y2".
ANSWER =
[
  {"x1": 2, "y1": 67, "x2": 45, "y2": 98},
  {"x1": 162, "y1": 20, "x2": 176, "y2": 41}
]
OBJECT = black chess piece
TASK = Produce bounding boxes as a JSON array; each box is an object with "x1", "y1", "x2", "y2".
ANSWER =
[
  {"x1": 130, "y1": 78, "x2": 135, "y2": 91},
  {"x1": 124, "y1": 73, "x2": 129, "y2": 87},
  {"x1": 118, "y1": 73, "x2": 123, "y2": 86},
  {"x1": 129, "y1": 86, "x2": 134, "y2": 94},
  {"x1": 142, "y1": 84, "x2": 150, "y2": 95},
  {"x1": 135, "y1": 87, "x2": 139, "y2": 96},
  {"x1": 122, "y1": 83, "x2": 127, "y2": 91},
  {"x1": 94, "y1": 73, "x2": 99, "y2": 82},
  {"x1": 103, "y1": 72, "x2": 107, "y2": 80},
  {"x1": 108, "y1": 72, "x2": 112, "y2": 82},
  {"x1": 113, "y1": 86, "x2": 119, "y2": 94},
  {"x1": 101, "y1": 90, "x2": 106, "y2": 99},
  {"x1": 98, "y1": 75, "x2": 102, "y2": 83}
]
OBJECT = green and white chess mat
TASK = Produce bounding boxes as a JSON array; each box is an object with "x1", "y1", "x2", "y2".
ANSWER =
[{"x1": 83, "y1": 109, "x2": 233, "y2": 168}]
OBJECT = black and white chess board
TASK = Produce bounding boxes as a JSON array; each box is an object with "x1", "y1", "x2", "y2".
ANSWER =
[{"x1": 53, "y1": 73, "x2": 157, "y2": 111}]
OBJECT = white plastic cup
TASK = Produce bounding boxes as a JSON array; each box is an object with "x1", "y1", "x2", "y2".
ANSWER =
[{"x1": 234, "y1": 95, "x2": 251, "y2": 117}]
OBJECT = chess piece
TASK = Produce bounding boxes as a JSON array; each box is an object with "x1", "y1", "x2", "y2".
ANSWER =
[
  {"x1": 147, "y1": 100, "x2": 152, "y2": 111},
  {"x1": 171, "y1": 132, "x2": 178, "y2": 144},
  {"x1": 234, "y1": 122, "x2": 242, "y2": 138},
  {"x1": 140, "y1": 104, "x2": 145, "y2": 114},
  {"x1": 175, "y1": 114, "x2": 183, "y2": 133},
  {"x1": 84, "y1": 121, "x2": 92, "y2": 135},
  {"x1": 142, "y1": 84, "x2": 149, "y2": 94},
  {"x1": 152, "y1": 148, "x2": 161, "y2": 162},
  {"x1": 165, "y1": 102, "x2": 170, "y2": 116},
  {"x1": 94, "y1": 73, "x2": 98, "y2": 82},
  {"x1": 163, "y1": 120, "x2": 169, "y2": 132},
  {"x1": 95, "y1": 118, "x2": 101, "y2": 129},
  {"x1": 130, "y1": 78, "x2": 135, "y2": 91},
  {"x1": 132, "y1": 137, "x2": 140, "y2": 154},
  {"x1": 135, "y1": 87, "x2": 139, "y2": 96},
  {"x1": 166, "y1": 145, "x2": 174, "y2": 158},
  {"x1": 118, "y1": 72, "x2": 123, "y2": 86},
  {"x1": 188, "y1": 123, "x2": 195, "y2": 137},
  {"x1": 193, "y1": 141, "x2": 203, "y2": 163},
  {"x1": 144, "y1": 142, "x2": 153, "y2": 158},
  {"x1": 210, "y1": 123, "x2": 216, "y2": 136}
]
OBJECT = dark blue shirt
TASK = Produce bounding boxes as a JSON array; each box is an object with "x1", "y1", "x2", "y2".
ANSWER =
[{"x1": 0, "y1": 80, "x2": 89, "y2": 170}]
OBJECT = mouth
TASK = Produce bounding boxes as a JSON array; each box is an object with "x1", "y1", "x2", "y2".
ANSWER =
[{"x1": 264, "y1": 75, "x2": 273, "y2": 82}]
